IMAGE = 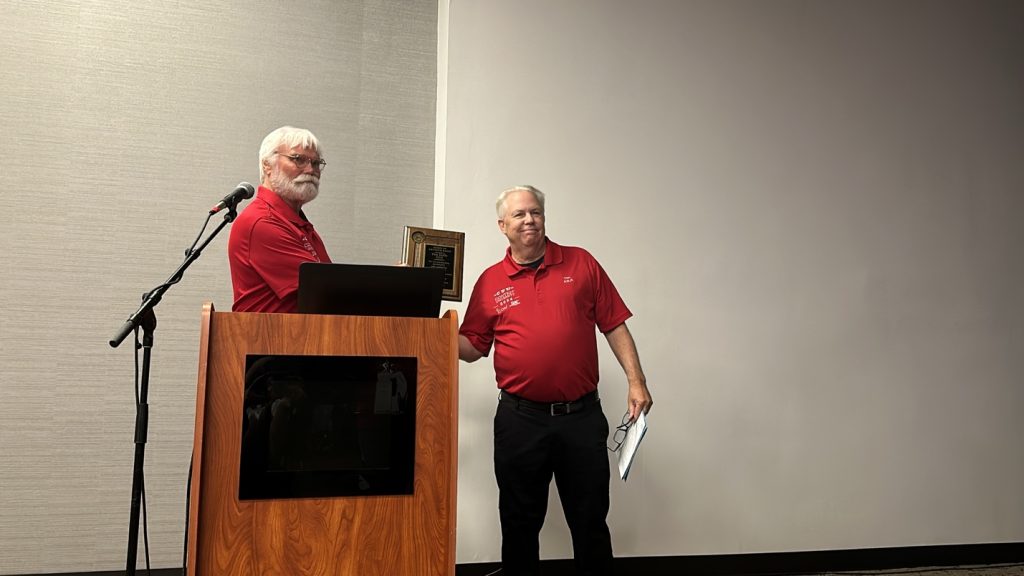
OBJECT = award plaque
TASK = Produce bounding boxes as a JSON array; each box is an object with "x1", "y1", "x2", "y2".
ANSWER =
[{"x1": 402, "y1": 226, "x2": 466, "y2": 301}]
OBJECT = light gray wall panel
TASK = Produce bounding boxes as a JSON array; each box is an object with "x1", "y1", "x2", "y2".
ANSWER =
[
  {"x1": 0, "y1": 1, "x2": 436, "y2": 573},
  {"x1": 444, "y1": 0, "x2": 1024, "y2": 563}
]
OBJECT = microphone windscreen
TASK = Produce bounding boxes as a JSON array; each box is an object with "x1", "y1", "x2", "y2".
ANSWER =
[{"x1": 237, "y1": 182, "x2": 256, "y2": 198}]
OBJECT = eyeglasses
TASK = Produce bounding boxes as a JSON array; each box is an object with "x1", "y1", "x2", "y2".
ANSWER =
[
  {"x1": 607, "y1": 411, "x2": 633, "y2": 452},
  {"x1": 276, "y1": 152, "x2": 327, "y2": 171}
]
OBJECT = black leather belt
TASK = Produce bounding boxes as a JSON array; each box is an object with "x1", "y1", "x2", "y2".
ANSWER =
[{"x1": 499, "y1": 390, "x2": 599, "y2": 416}]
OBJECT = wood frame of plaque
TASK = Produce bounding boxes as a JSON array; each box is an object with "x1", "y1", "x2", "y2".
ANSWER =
[{"x1": 402, "y1": 226, "x2": 465, "y2": 301}]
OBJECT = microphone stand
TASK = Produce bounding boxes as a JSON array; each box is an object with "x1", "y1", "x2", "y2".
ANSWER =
[{"x1": 110, "y1": 201, "x2": 241, "y2": 576}]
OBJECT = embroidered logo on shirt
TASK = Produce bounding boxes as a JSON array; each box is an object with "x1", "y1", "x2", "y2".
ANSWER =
[
  {"x1": 563, "y1": 275, "x2": 574, "y2": 284},
  {"x1": 302, "y1": 236, "x2": 320, "y2": 262},
  {"x1": 493, "y1": 286, "x2": 520, "y2": 313}
]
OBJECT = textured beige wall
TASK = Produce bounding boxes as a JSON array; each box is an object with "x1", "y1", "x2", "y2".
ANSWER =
[{"x1": 0, "y1": 1, "x2": 436, "y2": 573}]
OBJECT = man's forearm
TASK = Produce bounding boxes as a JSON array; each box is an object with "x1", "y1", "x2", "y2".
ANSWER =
[
  {"x1": 604, "y1": 322, "x2": 653, "y2": 418},
  {"x1": 459, "y1": 334, "x2": 484, "y2": 362},
  {"x1": 605, "y1": 323, "x2": 646, "y2": 385}
]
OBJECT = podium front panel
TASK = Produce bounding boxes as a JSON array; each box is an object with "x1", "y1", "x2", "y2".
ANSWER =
[{"x1": 189, "y1": 308, "x2": 458, "y2": 576}]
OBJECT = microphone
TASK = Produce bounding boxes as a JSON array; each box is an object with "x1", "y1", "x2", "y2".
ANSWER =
[{"x1": 209, "y1": 182, "x2": 255, "y2": 214}]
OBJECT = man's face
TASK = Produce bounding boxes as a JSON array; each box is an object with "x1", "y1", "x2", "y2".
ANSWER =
[
  {"x1": 265, "y1": 144, "x2": 322, "y2": 207},
  {"x1": 498, "y1": 190, "x2": 545, "y2": 252}
]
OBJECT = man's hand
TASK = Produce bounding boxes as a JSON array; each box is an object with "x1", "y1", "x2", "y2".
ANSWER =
[{"x1": 627, "y1": 379, "x2": 653, "y2": 422}]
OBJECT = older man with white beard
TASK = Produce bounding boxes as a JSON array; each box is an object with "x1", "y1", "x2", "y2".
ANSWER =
[{"x1": 228, "y1": 126, "x2": 330, "y2": 313}]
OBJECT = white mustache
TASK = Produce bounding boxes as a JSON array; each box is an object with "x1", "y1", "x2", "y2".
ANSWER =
[{"x1": 294, "y1": 175, "x2": 320, "y2": 185}]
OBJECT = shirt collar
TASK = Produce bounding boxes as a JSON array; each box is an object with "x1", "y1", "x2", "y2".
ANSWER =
[
  {"x1": 256, "y1": 185, "x2": 312, "y2": 228},
  {"x1": 502, "y1": 237, "x2": 563, "y2": 277}
]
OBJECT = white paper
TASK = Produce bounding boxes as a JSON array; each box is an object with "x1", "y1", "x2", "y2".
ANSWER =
[{"x1": 617, "y1": 411, "x2": 648, "y2": 481}]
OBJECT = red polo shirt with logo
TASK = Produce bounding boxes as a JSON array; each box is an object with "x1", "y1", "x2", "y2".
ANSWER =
[
  {"x1": 460, "y1": 239, "x2": 632, "y2": 402},
  {"x1": 228, "y1": 186, "x2": 331, "y2": 313}
]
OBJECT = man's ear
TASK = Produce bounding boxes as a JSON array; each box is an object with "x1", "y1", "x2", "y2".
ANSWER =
[{"x1": 497, "y1": 218, "x2": 506, "y2": 233}]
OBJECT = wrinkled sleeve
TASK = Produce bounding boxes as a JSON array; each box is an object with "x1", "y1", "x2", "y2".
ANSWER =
[
  {"x1": 459, "y1": 272, "x2": 496, "y2": 356},
  {"x1": 592, "y1": 256, "x2": 632, "y2": 333}
]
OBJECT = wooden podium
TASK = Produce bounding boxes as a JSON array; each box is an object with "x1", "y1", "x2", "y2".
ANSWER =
[{"x1": 187, "y1": 303, "x2": 458, "y2": 576}]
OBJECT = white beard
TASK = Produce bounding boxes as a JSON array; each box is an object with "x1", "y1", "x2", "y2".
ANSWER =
[{"x1": 271, "y1": 170, "x2": 320, "y2": 207}]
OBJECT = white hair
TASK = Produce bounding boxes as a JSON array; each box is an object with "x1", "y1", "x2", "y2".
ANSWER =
[
  {"x1": 496, "y1": 185, "x2": 545, "y2": 218},
  {"x1": 258, "y1": 126, "x2": 322, "y2": 182}
]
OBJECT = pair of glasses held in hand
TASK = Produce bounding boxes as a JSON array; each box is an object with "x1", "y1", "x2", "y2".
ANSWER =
[{"x1": 608, "y1": 411, "x2": 634, "y2": 452}]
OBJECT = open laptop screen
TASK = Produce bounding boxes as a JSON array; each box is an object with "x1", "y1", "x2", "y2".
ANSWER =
[{"x1": 297, "y1": 262, "x2": 443, "y2": 318}]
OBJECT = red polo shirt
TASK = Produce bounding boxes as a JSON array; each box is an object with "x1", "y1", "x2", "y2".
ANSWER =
[
  {"x1": 460, "y1": 239, "x2": 632, "y2": 402},
  {"x1": 228, "y1": 186, "x2": 331, "y2": 313}
]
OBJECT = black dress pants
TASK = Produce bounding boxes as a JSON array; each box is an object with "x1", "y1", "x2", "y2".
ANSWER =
[{"x1": 493, "y1": 394, "x2": 612, "y2": 576}]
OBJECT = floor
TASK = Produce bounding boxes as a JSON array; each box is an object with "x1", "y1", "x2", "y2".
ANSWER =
[{"x1": 820, "y1": 565, "x2": 1024, "y2": 576}]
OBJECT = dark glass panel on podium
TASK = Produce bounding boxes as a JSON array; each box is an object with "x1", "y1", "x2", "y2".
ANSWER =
[{"x1": 239, "y1": 354, "x2": 416, "y2": 500}]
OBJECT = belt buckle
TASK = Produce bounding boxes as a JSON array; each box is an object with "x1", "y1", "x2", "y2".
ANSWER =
[{"x1": 550, "y1": 402, "x2": 570, "y2": 416}]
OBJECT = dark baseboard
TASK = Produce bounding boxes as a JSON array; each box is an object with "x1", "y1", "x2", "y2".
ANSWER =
[
  {"x1": 455, "y1": 541, "x2": 1024, "y2": 576},
  {"x1": 25, "y1": 542, "x2": 1024, "y2": 576}
]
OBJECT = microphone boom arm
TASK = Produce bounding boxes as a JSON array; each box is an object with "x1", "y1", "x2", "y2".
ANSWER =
[{"x1": 109, "y1": 205, "x2": 237, "y2": 348}]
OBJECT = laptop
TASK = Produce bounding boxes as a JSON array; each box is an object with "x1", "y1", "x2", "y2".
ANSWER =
[{"x1": 297, "y1": 262, "x2": 443, "y2": 318}]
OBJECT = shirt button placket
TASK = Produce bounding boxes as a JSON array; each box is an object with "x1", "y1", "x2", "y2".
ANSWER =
[{"x1": 534, "y1": 269, "x2": 544, "y2": 305}]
